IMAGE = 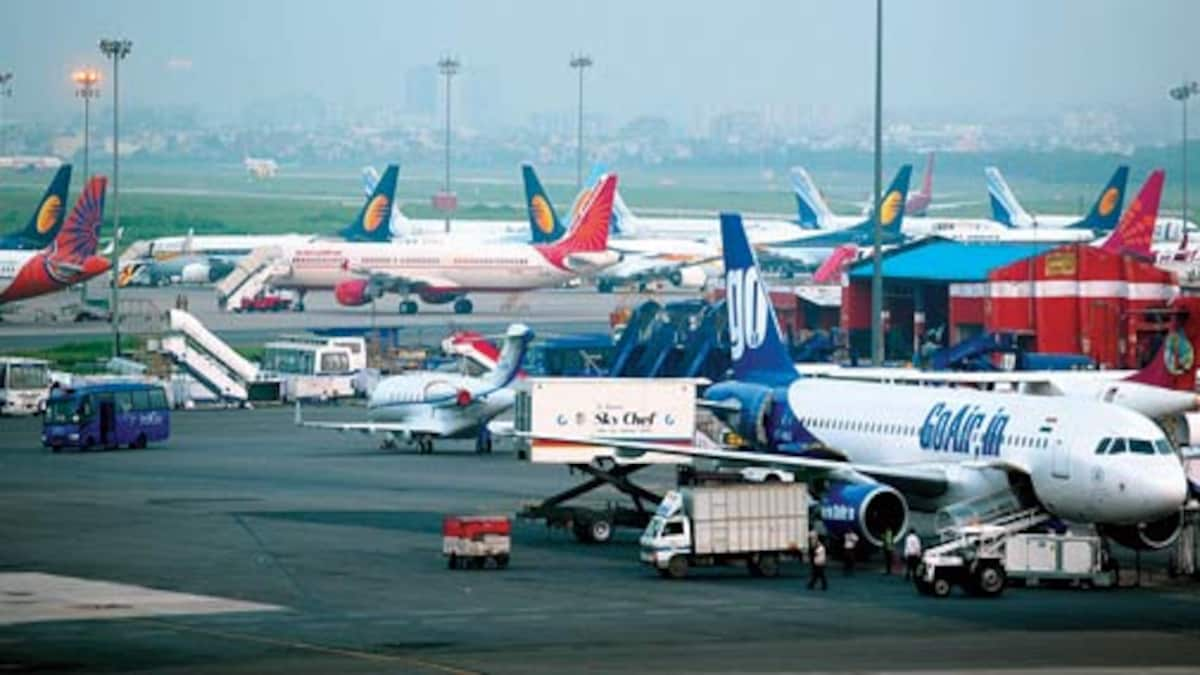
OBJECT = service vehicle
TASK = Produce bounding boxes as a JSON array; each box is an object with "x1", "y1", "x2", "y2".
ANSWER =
[
  {"x1": 42, "y1": 381, "x2": 171, "y2": 451},
  {"x1": 640, "y1": 483, "x2": 809, "y2": 579},
  {"x1": 261, "y1": 336, "x2": 364, "y2": 400},
  {"x1": 0, "y1": 357, "x2": 51, "y2": 415},
  {"x1": 1004, "y1": 531, "x2": 1117, "y2": 588},
  {"x1": 443, "y1": 515, "x2": 511, "y2": 569},
  {"x1": 235, "y1": 293, "x2": 293, "y2": 313}
]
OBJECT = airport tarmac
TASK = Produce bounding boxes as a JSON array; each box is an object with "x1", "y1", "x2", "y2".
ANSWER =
[
  {"x1": 2, "y1": 407, "x2": 1199, "y2": 674},
  {"x1": 0, "y1": 284, "x2": 669, "y2": 349}
]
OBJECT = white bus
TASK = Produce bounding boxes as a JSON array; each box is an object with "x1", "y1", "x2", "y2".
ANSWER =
[
  {"x1": 260, "y1": 337, "x2": 363, "y2": 401},
  {"x1": 0, "y1": 357, "x2": 51, "y2": 415}
]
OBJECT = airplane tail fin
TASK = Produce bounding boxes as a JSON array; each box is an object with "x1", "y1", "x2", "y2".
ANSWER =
[
  {"x1": 568, "y1": 162, "x2": 609, "y2": 222},
  {"x1": 872, "y1": 164, "x2": 914, "y2": 234},
  {"x1": 1100, "y1": 170, "x2": 1164, "y2": 259},
  {"x1": 789, "y1": 167, "x2": 835, "y2": 229},
  {"x1": 1125, "y1": 297, "x2": 1200, "y2": 393},
  {"x1": 483, "y1": 323, "x2": 535, "y2": 389},
  {"x1": 536, "y1": 175, "x2": 616, "y2": 265},
  {"x1": 720, "y1": 212, "x2": 796, "y2": 383},
  {"x1": 812, "y1": 244, "x2": 858, "y2": 284},
  {"x1": 1072, "y1": 166, "x2": 1129, "y2": 232},
  {"x1": 921, "y1": 152, "x2": 935, "y2": 197},
  {"x1": 49, "y1": 176, "x2": 106, "y2": 263},
  {"x1": 985, "y1": 167, "x2": 1032, "y2": 227},
  {"x1": 340, "y1": 164, "x2": 398, "y2": 242},
  {"x1": 18, "y1": 164, "x2": 72, "y2": 249},
  {"x1": 521, "y1": 164, "x2": 566, "y2": 244},
  {"x1": 610, "y1": 187, "x2": 637, "y2": 237}
]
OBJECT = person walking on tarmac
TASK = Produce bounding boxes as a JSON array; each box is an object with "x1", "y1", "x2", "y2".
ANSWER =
[
  {"x1": 842, "y1": 531, "x2": 859, "y2": 575},
  {"x1": 903, "y1": 529, "x2": 923, "y2": 580},
  {"x1": 808, "y1": 536, "x2": 829, "y2": 590},
  {"x1": 882, "y1": 528, "x2": 895, "y2": 575}
]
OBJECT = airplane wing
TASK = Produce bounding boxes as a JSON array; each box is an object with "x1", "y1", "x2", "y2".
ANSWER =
[
  {"x1": 293, "y1": 403, "x2": 446, "y2": 436},
  {"x1": 598, "y1": 254, "x2": 715, "y2": 284},
  {"x1": 344, "y1": 265, "x2": 456, "y2": 298},
  {"x1": 521, "y1": 431, "x2": 950, "y2": 496}
]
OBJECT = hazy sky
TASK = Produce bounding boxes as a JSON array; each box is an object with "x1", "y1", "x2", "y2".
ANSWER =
[{"x1": 4, "y1": 0, "x2": 1198, "y2": 126}]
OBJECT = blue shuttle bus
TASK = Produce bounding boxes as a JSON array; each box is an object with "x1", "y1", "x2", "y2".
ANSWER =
[{"x1": 43, "y1": 382, "x2": 170, "y2": 452}]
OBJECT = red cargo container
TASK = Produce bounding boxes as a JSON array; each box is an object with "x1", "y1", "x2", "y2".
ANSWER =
[{"x1": 443, "y1": 515, "x2": 511, "y2": 569}]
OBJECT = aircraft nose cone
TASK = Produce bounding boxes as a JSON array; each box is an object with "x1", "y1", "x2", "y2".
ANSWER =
[{"x1": 1144, "y1": 464, "x2": 1189, "y2": 520}]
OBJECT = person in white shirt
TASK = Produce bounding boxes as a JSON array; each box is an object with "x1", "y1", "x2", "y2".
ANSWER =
[
  {"x1": 903, "y1": 529, "x2": 923, "y2": 580},
  {"x1": 842, "y1": 531, "x2": 859, "y2": 576}
]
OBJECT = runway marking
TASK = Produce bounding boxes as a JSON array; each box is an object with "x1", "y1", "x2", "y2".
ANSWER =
[
  {"x1": 136, "y1": 617, "x2": 481, "y2": 675},
  {"x1": 0, "y1": 572, "x2": 283, "y2": 626}
]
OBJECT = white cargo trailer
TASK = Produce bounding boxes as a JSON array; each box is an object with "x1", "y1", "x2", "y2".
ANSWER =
[
  {"x1": 640, "y1": 483, "x2": 809, "y2": 579},
  {"x1": 1004, "y1": 532, "x2": 1116, "y2": 588}
]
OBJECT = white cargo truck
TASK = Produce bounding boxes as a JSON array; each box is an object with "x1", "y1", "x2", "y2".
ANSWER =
[
  {"x1": 640, "y1": 483, "x2": 809, "y2": 579},
  {"x1": 1004, "y1": 532, "x2": 1116, "y2": 588}
]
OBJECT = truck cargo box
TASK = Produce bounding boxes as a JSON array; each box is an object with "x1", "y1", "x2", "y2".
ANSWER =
[{"x1": 688, "y1": 483, "x2": 809, "y2": 556}]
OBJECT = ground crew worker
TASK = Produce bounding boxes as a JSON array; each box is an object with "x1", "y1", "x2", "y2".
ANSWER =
[
  {"x1": 808, "y1": 536, "x2": 828, "y2": 591},
  {"x1": 842, "y1": 531, "x2": 859, "y2": 575},
  {"x1": 882, "y1": 528, "x2": 895, "y2": 575},
  {"x1": 904, "y1": 529, "x2": 923, "y2": 580}
]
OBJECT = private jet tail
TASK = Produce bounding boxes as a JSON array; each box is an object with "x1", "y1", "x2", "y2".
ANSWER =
[
  {"x1": 481, "y1": 323, "x2": 535, "y2": 389},
  {"x1": 1072, "y1": 166, "x2": 1129, "y2": 232},
  {"x1": 340, "y1": 164, "x2": 398, "y2": 242},
  {"x1": 790, "y1": 167, "x2": 836, "y2": 229},
  {"x1": 521, "y1": 164, "x2": 567, "y2": 244},
  {"x1": 985, "y1": 166, "x2": 1033, "y2": 227},
  {"x1": 2, "y1": 164, "x2": 72, "y2": 249},
  {"x1": 1100, "y1": 170, "x2": 1164, "y2": 259},
  {"x1": 721, "y1": 212, "x2": 797, "y2": 384}
]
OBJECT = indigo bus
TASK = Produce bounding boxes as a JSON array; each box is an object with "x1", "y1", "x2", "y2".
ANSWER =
[{"x1": 43, "y1": 382, "x2": 170, "y2": 451}]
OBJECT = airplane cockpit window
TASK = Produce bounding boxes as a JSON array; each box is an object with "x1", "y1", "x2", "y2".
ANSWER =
[
  {"x1": 1108, "y1": 438, "x2": 1127, "y2": 455},
  {"x1": 1128, "y1": 439, "x2": 1156, "y2": 455},
  {"x1": 1095, "y1": 438, "x2": 1110, "y2": 454},
  {"x1": 1154, "y1": 439, "x2": 1175, "y2": 455}
]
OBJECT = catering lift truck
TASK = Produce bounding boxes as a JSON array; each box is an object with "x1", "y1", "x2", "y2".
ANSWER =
[{"x1": 513, "y1": 378, "x2": 705, "y2": 543}]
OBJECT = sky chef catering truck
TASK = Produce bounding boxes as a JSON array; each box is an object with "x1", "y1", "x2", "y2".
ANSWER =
[{"x1": 641, "y1": 483, "x2": 809, "y2": 579}]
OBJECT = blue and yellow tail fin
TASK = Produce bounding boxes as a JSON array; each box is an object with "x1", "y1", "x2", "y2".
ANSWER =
[
  {"x1": 1072, "y1": 165, "x2": 1128, "y2": 232},
  {"x1": 340, "y1": 164, "x2": 398, "y2": 242},
  {"x1": 872, "y1": 164, "x2": 914, "y2": 234},
  {"x1": 521, "y1": 164, "x2": 566, "y2": 244},
  {"x1": 2, "y1": 164, "x2": 72, "y2": 250}
]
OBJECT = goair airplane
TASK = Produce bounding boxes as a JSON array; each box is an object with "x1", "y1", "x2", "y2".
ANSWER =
[
  {"x1": 534, "y1": 212, "x2": 1190, "y2": 554},
  {"x1": 0, "y1": 176, "x2": 110, "y2": 305},
  {"x1": 270, "y1": 174, "x2": 620, "y2": 314},
  {"x1": 0, "y1": 165, "x2": 71, "y2": 250},
  {"x1": 295, "y1": 323, "x2": 532, "y2": 454},
  {"x1": 987, "y1": 165, "x2": 1130, "y2": 232}
]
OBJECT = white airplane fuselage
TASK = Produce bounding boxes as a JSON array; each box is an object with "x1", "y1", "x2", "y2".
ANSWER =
[{"x1": 367, "y1": 371, "x2": 516, "y2": 440}]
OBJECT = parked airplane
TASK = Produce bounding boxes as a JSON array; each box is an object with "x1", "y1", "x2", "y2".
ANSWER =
[
  {"x1": 0, "y1": 156, "x2": 64, "y2": 172},
  {"x1": 522, "y1": 164, "x2": 717, "y2": 292},
  {"x1": 792, "y1": 164, "x2": 1092, "y2": 250},
  {"x1": 272, "y1": 174, "x2": 620, "y2": 314},
  {"x1": 533, "y1": 212, "x2": 1190, "y2": 555},
  {"x1": 0, "y1": 165, "x2": 71, "y2": 250},
  {"x1": 0, "y1": 176, "x2": 110, "y2": 305},
  {"x1": 295, "y1": 323, "x2": 532, "y2": 453},
  {"x1": 244, "y1": 156, "x2": 278, "y2": 179},
  {"x1": 987, "y1": 165, "x2": 1129, "y2": 232},
  {"x1": 762, "y1": 165, "x2": 915, "y2": 267}
]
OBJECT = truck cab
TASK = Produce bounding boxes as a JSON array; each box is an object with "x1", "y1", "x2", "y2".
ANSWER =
[{"x1": 640, "y1": 491, "x2": 691, "y2": 569}]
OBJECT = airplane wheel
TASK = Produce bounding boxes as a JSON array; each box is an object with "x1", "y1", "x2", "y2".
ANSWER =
[
  {"x1": 668, "y1": 270, "x2": 683, "y2": 286},
  {"x1": 597, "y1": 280, "x2": 614, "y2": 294},
  {"x1": 453, "y1": 298, "x2": 473, "y2": 315},
  {"x1": 399, "y1": 300, "x2": 419, "y2": 315},
  {"x1": 418, "y1": 437, "x2": 433, "y2": 454}
]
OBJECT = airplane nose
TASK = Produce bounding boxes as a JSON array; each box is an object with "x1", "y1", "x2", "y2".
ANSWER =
[{"x1": 1144, "y1": 463, "x2": 1189, "y2": 519}]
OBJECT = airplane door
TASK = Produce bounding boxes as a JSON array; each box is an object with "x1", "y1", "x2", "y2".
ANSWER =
[{"x1": 1051, "y1": 433, "x2": 1070, "y2": 480}]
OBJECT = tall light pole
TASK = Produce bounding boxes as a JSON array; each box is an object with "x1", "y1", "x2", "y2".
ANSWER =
[
  {"x1": 1170, "y1": 81, "x2": 1198, "y2": 231},
  {"x1": 870, "y1": 0, "x2": 884, "y2": 365},
  {"x1": 100, "y1": 38, "x2": 131, "y2": 359},
  {"x1": 570, "y1": 54, "x2": 592, "y2": 190},
  {"x1": 0, "y1": 72, "x2": 12, "y2": 159},
  {"x1": 73, "y1": 68, "x2": 101, "y2": 304},
  {"x1": 73, "y1": 68, "x2": 101, "y2": 180},
  {"x1": 438, "y1": 55, "x2": 459, "y2": 234}
]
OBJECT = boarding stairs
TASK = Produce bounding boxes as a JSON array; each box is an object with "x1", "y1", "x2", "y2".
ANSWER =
[
  {"x1": 926, "y1": 490, "x2": 1054, "y2": 562},
  {"x1": 157, "y1": 309, "x2": 262, "y2": 402},
  {"x1": 216, "y1": 246, "x2": 287, "y2": 311}
]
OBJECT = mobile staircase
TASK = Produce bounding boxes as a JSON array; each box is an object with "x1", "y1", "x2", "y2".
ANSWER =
[
  {"x1": 157, "y1": 309, "x2": 279, "y2": 404},
  {"x1": 216, "y1": 246, "x2": 289, "y2": 311},
  {"x1": 916, "y1": 490, "x2": 1053, "y2": 598}
]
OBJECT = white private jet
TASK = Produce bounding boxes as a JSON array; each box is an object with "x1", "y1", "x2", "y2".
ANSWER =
[{"x1": 295, "y1": 323, "x2": 532, "y2": 454}]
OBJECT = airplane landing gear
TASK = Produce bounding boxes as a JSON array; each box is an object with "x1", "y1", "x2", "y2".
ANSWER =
[
  {"x1": 453, "y1": 298, "x2": 474, "y2": 315},
  {"x1": 399, "y1": 300, "x2": 419, "y2": 315},
  {"x1": 415, "y1": 436, "x2": 434, "y2": 454}
]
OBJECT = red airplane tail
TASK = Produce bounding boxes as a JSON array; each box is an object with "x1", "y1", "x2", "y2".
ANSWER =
[
  {"x1": 812, "y1": 244, "x2": 857, "y2": 283},
  {"x1": 1101, "y1": 170, "x2": 1163, "y2": 259},
  {"x1": 50, "y1": 176, "x2": 107, "y2": 261},
  {"x1": 534, "y1": 174, "x2": 616, "y2": 269},
  {"x1": 921, "y1": 152, "x2": 934, "y2": 196},
  {"x1": 1126, "y1": 296, "x2": 1200, "y2": 392}
]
